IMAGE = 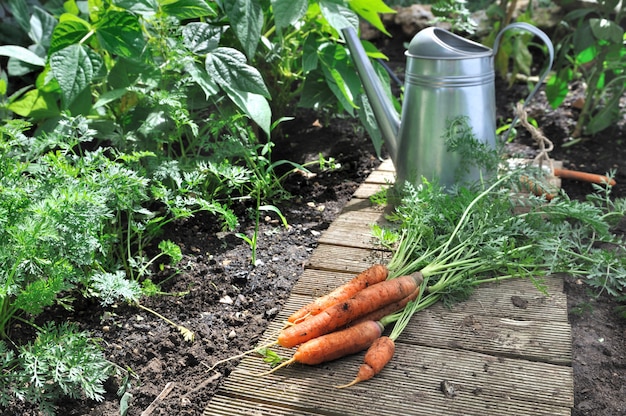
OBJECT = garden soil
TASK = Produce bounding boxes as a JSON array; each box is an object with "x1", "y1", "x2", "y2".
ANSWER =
[{"x1": 5, "y1": 27, "x2": 626, "y2": 416}]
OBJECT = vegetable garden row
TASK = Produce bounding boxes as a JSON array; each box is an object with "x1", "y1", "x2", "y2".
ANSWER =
[{"x1": 1, "y1": 0, "x2": 625, "y2": 414}]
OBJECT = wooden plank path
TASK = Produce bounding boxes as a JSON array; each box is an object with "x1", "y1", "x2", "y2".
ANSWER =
[{"x1": 204, "y1": 159, "x2": 573, "y2": 416}]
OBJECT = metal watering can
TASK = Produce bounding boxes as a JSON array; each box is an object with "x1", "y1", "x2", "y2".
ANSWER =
[{"x1": 342, "y1": 23, "x2": 554, "y2": 188}]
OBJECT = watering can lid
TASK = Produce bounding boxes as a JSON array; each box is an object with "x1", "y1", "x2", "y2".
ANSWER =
[{"x1": 407, "y1": 27, "x2": 492, "y2": 59}]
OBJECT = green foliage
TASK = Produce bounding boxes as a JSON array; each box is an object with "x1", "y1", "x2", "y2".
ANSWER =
[
  {"x1": 0, "y1": 0, "x2": 396, "y2": 142},
  {"x1": 256, "y1": 346, "x2": 287, "y2": 367},
  {"x1": 0, "y1": 0, "x2": 399, "y2": 411},
  {"x1": 380, "y1": 168, "x2": 626, "y2": 326},
  {"x1": 0, "y1": 322, "x2": 113, "y2": 416},
  {"x1": 482, "y1": 0, "x2": 539, "y2": 85},
  {"x1": 546, "y1": 0, "x2": 626, "y2": 137},
  {"x1": 443, "y1": 115, "x2": 501, "y2": 180},
  {"x1": 432, "y1": 0, "x2": 477, "y2": 34}
]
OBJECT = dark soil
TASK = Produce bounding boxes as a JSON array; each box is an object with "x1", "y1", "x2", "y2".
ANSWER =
[{"x1": 5, "y1": 25, "x2": 626, "y2": 416}]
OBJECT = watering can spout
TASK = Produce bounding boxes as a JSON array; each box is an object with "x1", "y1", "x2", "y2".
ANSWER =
[{"x1": 342, "y1": 27, "x2": 400, "y2": 162}]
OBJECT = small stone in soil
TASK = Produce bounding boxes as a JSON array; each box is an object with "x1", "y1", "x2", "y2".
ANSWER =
[{"x1": 219, "y1": 295, "x2": 233, "y2": 304}]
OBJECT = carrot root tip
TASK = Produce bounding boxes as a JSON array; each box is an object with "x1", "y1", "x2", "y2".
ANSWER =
[
  {"x1": 207, "y1": 340, "x2": 279, "y2": 372},
  {"x1": 335, "y1": 378, "x2": 361, "y2": 389}
]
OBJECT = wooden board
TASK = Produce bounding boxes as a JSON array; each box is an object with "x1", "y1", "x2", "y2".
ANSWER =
[{"x1": 204, "y1": 159, "x2": 573, "y2": 416}]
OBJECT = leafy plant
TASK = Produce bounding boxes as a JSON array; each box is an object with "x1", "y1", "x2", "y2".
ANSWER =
[
  {"x1": 546, "y1": 0, "x2": 626, "y2": 137},
  {"x1": 443, "y1": 115, "x2": 501, "y2": 180},
  {"x1": 0, "y1": 0, "x2": 402, "y2": 411},
  {"x1": 482, "y1": 0, "x2": 542, "y2": 85},
  {"x1": 432, "y1": 0, "x2": 477, "y2": 35},
  {"x1": 0, "y1": 322, "x2": 113, "y2": 416},
  {"x1": 378, "y1": 166, "x2": 626, "y2": 311}
]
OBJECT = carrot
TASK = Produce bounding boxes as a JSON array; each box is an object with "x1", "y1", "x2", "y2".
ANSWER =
[
  {"x1": 257, "y1": 320, "x2": 384, "y2": 376},
  {"x1": 287, "y1": 264, "x2": 389, "y2": 324},
  {"x1": 348, "y1": 287, "x2": 420, "y2": 326},
  {"x1": 278, "y1": 272, "x2": 423, "y2": 348},
  {"x1": 519, "y1": 175, "x2": 556, "y2": 201},
  {"x1": 336, "y1": 336, "x2": 395, "y2": 388},
  {"x1": 553, "y1": 168, "x2": 616, "y2": 186}
]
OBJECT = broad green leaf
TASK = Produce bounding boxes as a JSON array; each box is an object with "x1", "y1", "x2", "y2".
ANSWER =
[
  {"x1": 29, "y1": 7, "x2": 58, "y2": 49},
  {"x1": 272, "y1": 0, "x2": 308, "y2": 30},
  {"x1": 36, "y1": 67, "x2": 61, "y2": 93},
  {"x1": 68, "y1": 85, "x2": 93, "y2": 115},
  {"x1": 7, "y1": 59, "x2": 39, "y2": 77},
  {"x1": 605, "y1": 42, "x2": 625, "y2": 61},
  {"x1": 8, "y1": 0, "x2": 31, "y2": 33},
  {"x1": 185, "y1": 61, "x2": 219, "y2": 98},
  {"x1": 114, "y1": 0, "x2": 159, "y2": 14},
  {"x1": 108, "y1": 58, "x2": 155, "y2": 89},
  {"x1": 50, "y1": 44, "x2": 103, "y2": 106},
  {"x1": 586, "y1": 90, "x2": 622, "y2": 135},
  {"x1": 363, "y1": 39, "x2": 389, "y2": 60},
  {"x1": 182, "y1": 22, "x2": 222, "y2": 55},
  {"x1": 546, "y1": 68, "x2": 572, "y2": 109},
  {"x1": 222, "y1": 85, "x2": 272, "y2": 136},
  {"x1": 302, "y1": 34, "x2": 319, "y2": 73},
  {"x1": 356, "y1": 93, "x2": 384, "y2": 158},
  {"x1": 0, "y1": 46, "x2": 45, "y2": 66},
  {"x1": 348, "y1": 0, "x2": 395, "y2": 36},
  {"x1": 96, "y1": 10, "x2": 145, "y2": 57},
  {"x1": 512, "y1": 36, "x2": 532, "y2": 75},
  {"x1": 576, "y1": 46, "x2": 598, "y2": 65},
  {"x1": 590, "y1": 18, "x2": 624, "y2": 44},
  {"x1": 319, "y1": 0, "x2": 359, "y2": 35},
  {"x1": 322, "y1": 64, "x2": 356, "y2": 114},
  {"x1": 7, "y1": 89, "x2": 60, "y2": 118},
  {"x1": 572, "y1": 22, "x2": 595, "y2": 56},
  {"x1": 88, "y1": 0, "x2": 108, "y2": 22},
  {"x1": 49, "y1": 15, "x2": 92, "y2": 55},
  {"x1": 298, "y1": 71, "x2": 336, "y2": 108},
  {"x1": 319, "y1": 43, "x2": 359, "y2": 112},
  {"x1": 64, "y1": 0, "x2": 81, "y2": 15},
  {"x1": 94, "y1": 88, "x2": 128, "y2": 108},
  {"x1": 161, "y1": 0, "x2": 217, "y2": 19},
  {"x1": 222, "y1": 0, "x2": 263, "y2": 59},
  {"x1": 205, "y1": 47, "x2": 270, "y2": 98}
]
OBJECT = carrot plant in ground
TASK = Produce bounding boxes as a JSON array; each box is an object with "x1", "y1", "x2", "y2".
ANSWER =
[
  {"x1": 0, "y1": 118, "x2": 199, "y2": 412},
  {"x1": 0, "y1": 323, "x2": 114, "y2": 416},
  {"x1": 546, "y1": 0, "x2": 626, "y2": 138},
  {"x1": 0, "y1": 0, "x2": 399, "y2": 411},
  {"x1": 0, "y1": 0, "x2": 395, "y2": 252}
]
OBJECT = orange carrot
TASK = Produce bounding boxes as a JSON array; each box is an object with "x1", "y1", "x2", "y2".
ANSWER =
[
  {"x1": 278, "y1": 273, "x2": 423, "y2": 348},
  {"x1": 553, "y1": 168, "x2": 616, "y2": 186},
  {"x1": 519, "y1": 175, "x2": 556, "y2": 201},
  {"x1": 336, "y1": 336, "x2": 395, "y2": 388},
  {"x1": 288, "y1": 264, "x2": 389, "y2": 323},
  {"x1": 349, "y1": 287, "x2": 420, "y2": 326},
  {"x1": 257, "y1": 320, "x2": 384, "y2": 376}
]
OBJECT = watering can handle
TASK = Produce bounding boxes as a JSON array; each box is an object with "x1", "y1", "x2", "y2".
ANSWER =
[{"x1": 493, "y1": 22, "x2": 555, "y2": 141}]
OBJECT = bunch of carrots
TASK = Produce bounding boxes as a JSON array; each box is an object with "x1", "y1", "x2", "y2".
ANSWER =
[
  {"x1": 212, "y1": 170, "x2": 625, "y2": 387},
  {"x1": 253, "y1": 174, "x2": 531, "y2": 387},
  {"x1": 261, "y1": 263, "x2": 424, "y2": 388}
]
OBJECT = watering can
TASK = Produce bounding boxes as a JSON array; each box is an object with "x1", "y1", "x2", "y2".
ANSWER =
[{"x1": 342, "y1": 23, "x2": 554, "y2": 188}]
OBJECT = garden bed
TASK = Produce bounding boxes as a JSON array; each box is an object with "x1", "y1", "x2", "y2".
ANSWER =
[{"x1": 6, "y1": 23, "x2": 626, "y2": 416}]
